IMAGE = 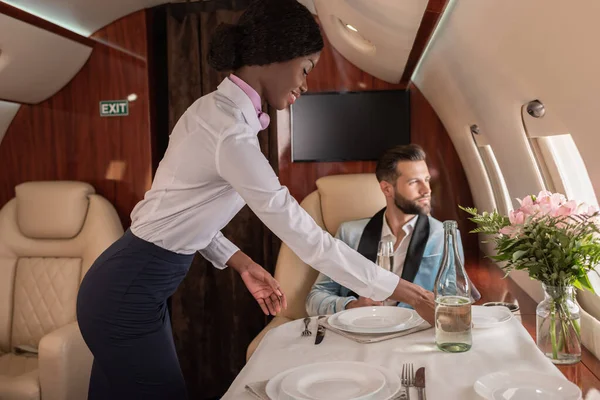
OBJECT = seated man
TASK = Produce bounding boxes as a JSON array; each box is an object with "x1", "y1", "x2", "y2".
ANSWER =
[{"x1": 306, "y1": 144, "x2": 479, "y2": 316}]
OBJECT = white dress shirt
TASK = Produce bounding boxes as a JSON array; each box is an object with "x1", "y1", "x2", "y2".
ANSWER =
[
  {"x1": 129, "y1": 78, "x2": 399, "y2": 301},
  {"x1": 381, "y1": 213, "x2": 418, "y2": 277},
  {"x1": 381, "y1": 213, "x2": 417, "y2": 306}
]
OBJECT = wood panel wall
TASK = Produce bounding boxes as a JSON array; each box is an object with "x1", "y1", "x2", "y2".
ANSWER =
[
  {"x1": 278, "y1": 28, "x2": 477, "y2": 262},
  {"x1": 276, "y1": 28, "x2": 405, "y2": 202},
  {"x1": 0, "y1": 11, "x2": 152, "y2": 229}
]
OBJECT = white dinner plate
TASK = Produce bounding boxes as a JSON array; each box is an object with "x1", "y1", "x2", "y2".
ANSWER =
[
  {"x1": 472, "y1": 306, "x2": 513, "y2": 329},
  {"x1": 474, "y1": 370, "x2": 582, "y2": 400},
  {"x1": 265, "y1": 361, "x2": 402, "y2": 400},
  {"x1": 337, "y1": 307, "x2": 414, "y2": 329},
  {"x1": 329, "y1": 307, "x2": 423, "y2": 334},
  {"x1": 280, "y1": 361, "x2": 386, "y2": 400}
]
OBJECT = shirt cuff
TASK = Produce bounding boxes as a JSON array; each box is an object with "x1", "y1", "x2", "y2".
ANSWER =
[
  {"x1": 367, "y1": 268, "x2": 400, "y2": 301},
  {"x1": 341, "y1": 296, "x2": 357, "y2": 311},
  {"x1": 198, "y1": 234, "x2": 240, "y2": 270}
]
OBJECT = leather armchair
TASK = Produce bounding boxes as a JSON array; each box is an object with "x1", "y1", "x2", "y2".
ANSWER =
[
  {"x1": 0, "y1": 181, "x2": 123, "y2": 400},
  {"x1": 577, "y1": 289, "x2": 600, "y2": 360},
  {"x1": 246, "y1": 173, "x2": 386, "y2": 361}
]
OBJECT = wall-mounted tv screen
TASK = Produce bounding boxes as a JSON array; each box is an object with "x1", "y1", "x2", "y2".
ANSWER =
[{"x1": 290, "y1": 90, "x2": 410, "y2": 162}]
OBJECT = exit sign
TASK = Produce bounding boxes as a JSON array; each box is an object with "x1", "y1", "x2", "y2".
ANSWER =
[{"x1": 100, "y1": 100, "x2": 129, "y2": 117}]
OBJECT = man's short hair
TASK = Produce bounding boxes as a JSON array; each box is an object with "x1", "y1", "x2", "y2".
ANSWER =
[{"x1": 375, "y1": 144, "x2": 427, "y2": 183}]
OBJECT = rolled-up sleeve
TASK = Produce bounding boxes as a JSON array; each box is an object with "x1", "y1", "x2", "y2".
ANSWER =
[
  {"x1": 198, "y1": 231, "x2": 240, "y2": 269},
  {"x1": 215, "y1": 126, "x2": 399, "y2": 301}
]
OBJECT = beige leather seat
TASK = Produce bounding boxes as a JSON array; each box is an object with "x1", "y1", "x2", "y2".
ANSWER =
[
  {"x1": 577, "y1": 289, "x2": 600, "y2": 360},
  {"x1": 247, "y1": 173, "x2": 386, "y2": 361},
  {"x1": 0, "y1": 181, "x2": 124, "y2": 400}
]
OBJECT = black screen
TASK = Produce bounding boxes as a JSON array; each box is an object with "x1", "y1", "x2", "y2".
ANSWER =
[{"x1": 290, "y1": 90, "x2": 410, "y2": 162}]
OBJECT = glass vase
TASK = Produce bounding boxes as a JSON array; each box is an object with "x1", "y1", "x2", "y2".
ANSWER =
[{"x1": 536, "y1": 284, "x2": 581, "y2": 364}]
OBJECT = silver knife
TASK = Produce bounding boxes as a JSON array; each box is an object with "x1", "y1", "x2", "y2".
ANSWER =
[
  {"x1": 315, "y1": 316, "x2": 326, "y2": 345},
  {"x1": 415, "y1": 367, "x2": 426, "y2": 400}
]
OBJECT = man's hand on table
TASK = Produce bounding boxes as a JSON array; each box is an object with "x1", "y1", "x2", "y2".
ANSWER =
[
  {"x1": 345, "y1": 296, "x2": 383, "y2": 310},
  {"x1": 389, "y1": 279, "x2": 435, "y2": 325}
]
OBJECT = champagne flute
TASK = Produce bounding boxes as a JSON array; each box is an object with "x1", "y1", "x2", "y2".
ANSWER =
[{"x1": 376, "y1": 239, "x2": 394, "y2": 271}]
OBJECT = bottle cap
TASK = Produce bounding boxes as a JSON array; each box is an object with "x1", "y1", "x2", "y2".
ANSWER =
[{"x1": 443, "y1": 220, "x2": 458, "y2": 230}]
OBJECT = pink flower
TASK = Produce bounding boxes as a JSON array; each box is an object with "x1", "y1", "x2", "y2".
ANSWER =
[
  {"x1": 495, "y1": 192, "x2": 599, "y2": 240},
  {"x1": 537, "y1": 193, "x2": 566, "y2": 215},
  {"x1": 536, "y1": 190, "x2": 553, "y2": 201},
  {"x1": 553, "y1": 200, "x2": 577, "y2": 217},
  {"x1": 500, "y1": 225, "x2": 520, "y2": 237},
  {"x1": 519, "y1": 203, "x2": 541, "y2": 219},
  {"x1": 519, "y1": 195, "x2": 535, "y2": 207},
  {"x1": 577, "y1": 202, "x2": 599, "y2": 216},
  {"x1": 509, "y1": 210, "x2": 526, "y2": 225},
  {"x1": 552, "y1": 193, "x2": 568, "y2": 205}
]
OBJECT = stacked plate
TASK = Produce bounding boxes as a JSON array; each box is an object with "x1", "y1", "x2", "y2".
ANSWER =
[
  {"x1": 472, "y1": 305, "x2": 513, "y2": 329},
  {"x1": 474, "y1": 370, "x2": 582, "y2": 399},
  {"x1": 328, "y1": 306, "x2": 424, "y2": 334},
  {"x1": 265, "y1": 361, "x2": 402, "y2": 400}
]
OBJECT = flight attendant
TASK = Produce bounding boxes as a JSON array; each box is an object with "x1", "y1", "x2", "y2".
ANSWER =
[{"x1": 76, "y1": 0, "x2": 435, "y2": 398}]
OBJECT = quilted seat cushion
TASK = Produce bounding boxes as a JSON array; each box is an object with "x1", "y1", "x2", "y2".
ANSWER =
[{"x1": 12, "y1": 257, "x2": 81, "y2": 348}]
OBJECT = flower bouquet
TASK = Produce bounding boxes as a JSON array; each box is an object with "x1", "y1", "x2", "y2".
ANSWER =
[{"x1": 460, "y1": 191, "x2": 600, "y2": 364}]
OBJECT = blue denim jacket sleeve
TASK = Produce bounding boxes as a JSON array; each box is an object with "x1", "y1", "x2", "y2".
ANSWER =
[{"x1": 305, "y1": 225, "x2": 358, "y2": 316}]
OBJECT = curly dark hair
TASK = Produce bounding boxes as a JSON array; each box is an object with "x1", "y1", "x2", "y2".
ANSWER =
[{"x1": 208, "y1": 0, "x2": 324, "y2": 71}]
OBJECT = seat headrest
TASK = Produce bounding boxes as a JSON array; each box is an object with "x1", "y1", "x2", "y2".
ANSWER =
[
  {"x1": 15, "y1": 181, "x2": 95, "y2": 239},
  {"x1": 316, "y1": 173, "x2": 386, "y2": 235}
]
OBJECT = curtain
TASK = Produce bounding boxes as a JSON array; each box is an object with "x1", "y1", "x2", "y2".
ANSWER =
[{"x1": 150, "y1": 1, "x2": 280, "y2": 398}]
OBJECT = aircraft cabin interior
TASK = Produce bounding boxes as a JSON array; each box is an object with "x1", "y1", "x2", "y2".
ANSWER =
[{"x1": 0, "y1": 0, "x2": 599, "y2": 399}]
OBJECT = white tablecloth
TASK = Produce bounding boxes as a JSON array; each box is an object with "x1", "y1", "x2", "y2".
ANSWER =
[{"x1": 222, "y1": 310, "x2": 566, "y2": 400}]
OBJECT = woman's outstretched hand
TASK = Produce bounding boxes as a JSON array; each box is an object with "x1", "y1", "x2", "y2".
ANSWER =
[
  {"x1": 227, "y1": 250, "x2": 287, "y2": 315},
  {"x1": 239, "y1": 262, "x2": 287, "y2": 316}
]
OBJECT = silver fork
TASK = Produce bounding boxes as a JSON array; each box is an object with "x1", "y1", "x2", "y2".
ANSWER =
[
  {"x1": 401, "y1": 363, "x2": 414, "y2": 400},
  {"x1": 301, "y1": 317, "x2": 312, "y2": 336}
]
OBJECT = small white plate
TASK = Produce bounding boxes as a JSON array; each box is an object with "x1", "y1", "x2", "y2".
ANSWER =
[
  {"x1": 329, "y1": 307, "x2": 421, "y2": 334},
  {"x1": 472, "y1": 306, "x2": 512, "y2": 329},
  {"x1": 266, "y1": 361, "x2": 402, "y2": 400},
  {"x1": 280, "y1": 361, "x2": 386, "y2": 400},
  {"x1": 474, "y1": 370, "x2": 582, "y2": 400}
]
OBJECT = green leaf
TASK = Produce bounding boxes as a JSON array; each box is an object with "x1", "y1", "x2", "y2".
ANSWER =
[
  {"x1": 577, "y1": 273, "x2": 596, "y2": 294},
  {"x1": 512, "y1": 250, "x2": 527, "y2": 262}
]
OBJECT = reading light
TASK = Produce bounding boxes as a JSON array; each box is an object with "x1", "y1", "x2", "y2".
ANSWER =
[
  {"x1": 335, "y1": 17, "x2": 375, "y2": 54},
  {"x1": 526, "y1": 99, "x2": 545, "y2": 118}
]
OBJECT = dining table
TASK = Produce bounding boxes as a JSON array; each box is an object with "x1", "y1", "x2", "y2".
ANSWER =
[{"x1": 221, "y1": 258, "x2": 600, "y2": 399}]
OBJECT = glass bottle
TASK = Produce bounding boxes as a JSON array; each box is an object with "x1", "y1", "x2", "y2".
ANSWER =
[{"x1": 434, "y1": 220, "x2": 473, "y2": 352}]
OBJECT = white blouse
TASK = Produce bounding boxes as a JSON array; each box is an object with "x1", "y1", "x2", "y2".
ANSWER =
[
  {"x1": 381, "y1": 213, "x2": 418, "y2": 277},
  {"x1": 130, "y1": 78, "x2": 399, "y2": 301}
]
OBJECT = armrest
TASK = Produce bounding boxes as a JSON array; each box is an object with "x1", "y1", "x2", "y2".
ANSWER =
[
  {"x1": 581, "y1": 307, "x2": 600, "y2": 361},
  {"x1": 38, "y1": 321, "x2": 93, "y2": 400},
  {"x1": 246, "y1": 316, "x2": 293, "y2": 362},
  {"x1": 578, "y1": 289, "x2": 600, "y2": 320}
]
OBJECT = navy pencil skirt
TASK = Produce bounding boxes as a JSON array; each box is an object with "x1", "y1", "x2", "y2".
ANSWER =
[{"x1": 76, "y1": 229, "x2": 195, "y2": 399}]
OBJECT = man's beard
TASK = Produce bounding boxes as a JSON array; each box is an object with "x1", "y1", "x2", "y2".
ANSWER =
[{"x1": 393, "y1": 191, "x2": 431, "y2": 215}]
